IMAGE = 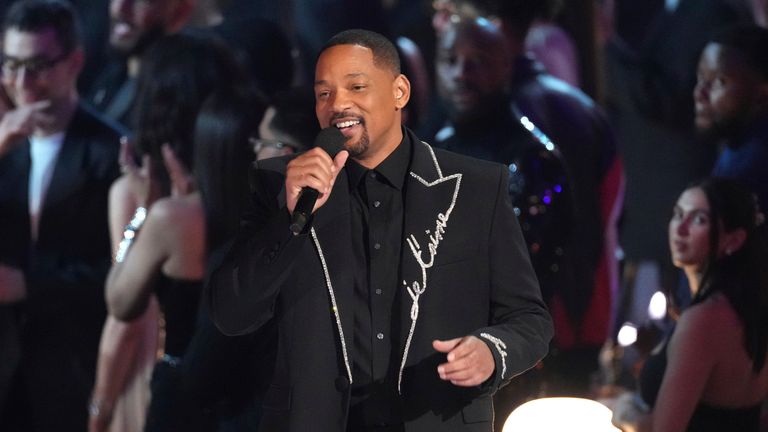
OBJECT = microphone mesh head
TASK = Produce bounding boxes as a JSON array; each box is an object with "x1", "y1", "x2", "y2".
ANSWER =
[{"x1": 314, "y1": 126, "x2": 347, "y2": 158}]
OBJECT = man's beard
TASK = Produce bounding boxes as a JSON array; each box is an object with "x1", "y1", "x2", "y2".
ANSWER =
[
  {"x1": 696, "y1": 115, "x2": 745, "y2": 146},
  {"x1": 344, "y1": 127, "x2": 370, "y2": 158}
]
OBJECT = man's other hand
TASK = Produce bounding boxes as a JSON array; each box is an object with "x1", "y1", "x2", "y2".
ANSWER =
[{"x1": 433, "y1": 336, "x2": 495, "y2": 387}]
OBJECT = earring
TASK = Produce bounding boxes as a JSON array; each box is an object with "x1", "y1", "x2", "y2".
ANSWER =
[{"x1": 725, "y1": 248, "x2": 733, "y2": 256}]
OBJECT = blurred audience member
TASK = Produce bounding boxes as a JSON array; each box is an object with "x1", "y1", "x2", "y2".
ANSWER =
[
  {"x1": 104, "y1": 31, "x2": 271, "y2": 432},
  {"x1": 0, "y1": 1, "x2": 123, "y2": 430},
  {"x1": 612, "y1": 178, "x2": 768, "y2": 432},
  {"x1": 254, "y1": 86, "x2": 318, "y2": 160},
  {"x1": 694, "y1": 25, "x2": 768, "y2": 209},
  {"x1": 601, "y1": 0, "x2": 751, "y2": 336},
  {"x1": 396, "y1": 36, "x2": 430, "y2": 130},
  {"x1": 431, "y1": 0, "x2": 580, "y2": 86},
  {"x1": 188, "y1": 0, "x2": 294, "y2": 101},
  {"x1": 86, "y1": 0, "x2": 194, "y2": 127},
  {"x1": 433, "y1": 0, "x2": 623, "y2": 406},
  {"x1": 433, "y1": 16, "x2": 573, "y2": 291}
]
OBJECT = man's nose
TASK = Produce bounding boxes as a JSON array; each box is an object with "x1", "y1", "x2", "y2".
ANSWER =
[
  {"x1": 693, "y1": 80, "x2": 709, "y2": 104},
  {"x1": 330, "y1": 90, "x2": 352, "y2": 113}
]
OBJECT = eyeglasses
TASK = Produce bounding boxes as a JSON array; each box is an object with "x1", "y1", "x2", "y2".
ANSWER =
[
  {"x1": 250, "y1": 137, "x2": 301, "y2": 155},
  {"x1": 1, "y1": 51, "x2": 71, "y2": 79}
]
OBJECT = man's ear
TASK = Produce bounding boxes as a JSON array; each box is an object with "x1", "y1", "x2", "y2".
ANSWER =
[{"x1": 394, "y1": 74, "x2": 411, "y2": 109}]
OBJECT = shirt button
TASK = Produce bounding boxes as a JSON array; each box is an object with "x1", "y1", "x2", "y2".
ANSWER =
[
  {"x1": 369, "y1": 172, "x2": 377, "y2": 179},
  {"x1": 374, "y1": 243, "x2": 381, "y2": 250},
  {"x1": 375, "y1": 289, "x2": 382, "y2": 295},
  {"x1": 373, "y1": 200, "x2": 381, "y2": 208},
  {"x1": 376, "y1": 333, "x2": 384, "y2": 340}
]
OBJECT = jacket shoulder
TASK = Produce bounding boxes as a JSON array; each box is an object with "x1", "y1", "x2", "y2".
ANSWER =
[{"x1": 420, "y1": 140, "x2": 507, "y2": 180}]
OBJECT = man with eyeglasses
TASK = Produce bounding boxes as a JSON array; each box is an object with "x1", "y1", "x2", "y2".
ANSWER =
[{"x1": 0, "y1": 1, "x2": 123, "y2": 431}]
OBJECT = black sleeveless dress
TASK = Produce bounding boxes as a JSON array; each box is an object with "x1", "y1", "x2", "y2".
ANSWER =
[
  {"x1": 143, "y1": 274, "x2": 210, "y2": 432},
  {"x1": 639, "y1": 329, "x2": 761, "y2": 432}
]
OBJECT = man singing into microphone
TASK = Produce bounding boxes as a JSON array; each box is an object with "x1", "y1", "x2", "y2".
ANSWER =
[{"x1": 206, "y1": 29, "x2": 552, "y2": 432}]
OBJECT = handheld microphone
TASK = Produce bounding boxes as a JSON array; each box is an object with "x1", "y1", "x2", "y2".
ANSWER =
[{"x1": 289, "y1": 126, "x2": 347, "y2": 235}]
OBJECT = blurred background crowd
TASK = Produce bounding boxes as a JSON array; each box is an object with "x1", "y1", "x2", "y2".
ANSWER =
[{"x1": 0, "y1": 0, "x2": 767, "y2": 431}]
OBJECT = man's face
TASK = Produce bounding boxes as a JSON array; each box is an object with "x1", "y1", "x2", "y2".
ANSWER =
[
  {"x1": 314, "y1": 44, "x2": 408, "y2": 163},
  {"x1": 1, "y1": 27, "x2": 79, "y2": 107},
  {"x1": 435, "y1": 20, "x2": 511, "y2": 123},
  {"x1": 108, "y1": 0, "x2": 180, "y2": 55},
  {"x1": 694, "y1": 43, "x2": 766, "y2": 138}
]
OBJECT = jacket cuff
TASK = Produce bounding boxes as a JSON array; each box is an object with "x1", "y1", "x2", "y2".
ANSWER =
[{"x1": 472, "y1": 330, "x2": 510, "y2": 393}]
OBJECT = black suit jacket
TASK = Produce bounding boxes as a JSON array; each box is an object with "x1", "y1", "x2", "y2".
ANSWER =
[
  {"x1": 0, "y1": 103, "x2": 122, "y2": 431},
  {"x1": 207, "y1": 129, "x2": 553, "y2": 431}
]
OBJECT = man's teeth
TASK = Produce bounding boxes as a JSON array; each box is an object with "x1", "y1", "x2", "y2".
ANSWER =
[{"x1": 335, "y1": 120, "x2": 360, "y2": 128}]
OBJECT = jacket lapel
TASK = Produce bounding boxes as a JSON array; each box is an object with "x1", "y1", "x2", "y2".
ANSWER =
[
  {"x1": 307, "y1": 170, "x2": 356, "y2": 383},
  {"x1": 397, "y1": 139, "x2": 462, "y2": 391}
]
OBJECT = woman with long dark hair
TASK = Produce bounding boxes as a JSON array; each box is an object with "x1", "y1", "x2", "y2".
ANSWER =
[
  {"x1": 100, "y1": 30, "x2": 270, "y2": 431},
  {"x1": 612, "y1": 177, "x2": 768, "y2": 431}
]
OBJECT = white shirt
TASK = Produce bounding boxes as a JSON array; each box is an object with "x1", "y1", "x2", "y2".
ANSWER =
[{"x1": 29, "y1": 132, "x2": 65, "y2": 241}]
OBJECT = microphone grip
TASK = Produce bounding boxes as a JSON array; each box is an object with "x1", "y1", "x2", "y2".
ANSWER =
[{"x1": 289, "y1": 187, "x2": 320, "y2": 235}]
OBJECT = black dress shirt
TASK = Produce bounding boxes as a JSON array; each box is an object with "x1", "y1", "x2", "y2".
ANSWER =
[{"x1": 346, "y1": 132, "x2": 411, "y2": 429}]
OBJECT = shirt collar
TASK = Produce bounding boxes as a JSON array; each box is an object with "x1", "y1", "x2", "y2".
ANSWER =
[{"x1": 346, "y1": 128, "x2": 411, "y2": 191}]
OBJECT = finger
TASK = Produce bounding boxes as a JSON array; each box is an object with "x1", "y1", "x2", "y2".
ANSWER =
[
  {"x1": 140, "y1": 154, "x2": 152, "y2": 179},
  {"x1": 444, "y1": 336, "x2": 477, "y2": 362},
  {"x1": 161, "y1": 143, "x2": 188, "y2": 180},
  {"x1": 438, "y1": 357, "x2": 472, "y2": 378},
  {"x1": 448, "y1": 376, "x2": 484, "y2": 387},
  {"x1": 295, "y1": 147, "x2": 335, "y2": 168},
  {"x1": 432, "y1": 338, "x2": 462, "y2": 354},
  {"x1": 119, "y1": 137, "x2": 139, "y2": 174},
  {"x1": 288, "y1": 168, "x2": 331, "y2": 194},
  {"x1": 332, "y1": 150, "x2": 349, "y2": 173},
  {"x1": 161, "y1": 143, "x2": 193, "y2": 194},
  {"x1": 290, "y1": 151, "x2": 334, "y2": 177},
  {"x1": 27, "y1": 100, "x2": 51, "y2": 111},
  {"x1": 287, "y1": 157, "x2": 335, "y2": 190}
]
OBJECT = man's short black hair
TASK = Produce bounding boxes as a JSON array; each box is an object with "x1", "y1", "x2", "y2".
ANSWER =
[
  {"x1": 711, "y1": 25, "x2": 768, "y2": 82},
  {"x1": 319, "y1": 29, "x2": 401, "y2": 76},
  {"x1": 2, "y1": 0, "x2": 81, "y2": 54},
  {"x1": 460, "y1": 0, "x2": 563, "y2": 36}
]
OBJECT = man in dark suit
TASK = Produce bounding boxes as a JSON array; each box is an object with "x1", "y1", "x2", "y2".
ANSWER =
[
  {"x1": 206, "y1": 29, "x2": 552, "y2": 431},
  {"x1": 0, "y1": 1, "x2": 123, "y2": 430}
]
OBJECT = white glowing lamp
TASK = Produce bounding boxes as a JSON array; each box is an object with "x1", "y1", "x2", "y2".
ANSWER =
[
  {"x1": 617, "y1": 323, "x2": 638, "y2": 347},
  {"x1": 503, "y1": 397, "x2": 620, "y2": 431},
  {"x1": 648, "y1": 291, "x2": 668, "y2": 321}
]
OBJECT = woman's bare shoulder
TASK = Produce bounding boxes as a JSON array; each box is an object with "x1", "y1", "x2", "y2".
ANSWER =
[
  {"x1": 676, "y1": 294, "x2": 741, "y2": 340},
  {"x1": 147, "y1": 194, "x2": 203, "y2": 227}
]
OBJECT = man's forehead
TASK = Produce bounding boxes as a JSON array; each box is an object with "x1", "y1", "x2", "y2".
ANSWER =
[
  {"x1": 318, "y1": 44, "x2": 374, "y2": 62},
  {"x1": 3, "y1": 27, "x2": 61, "y2": 55},
  {"x1": 315, "y1": 45, "x2": 391, "y2": 78}
]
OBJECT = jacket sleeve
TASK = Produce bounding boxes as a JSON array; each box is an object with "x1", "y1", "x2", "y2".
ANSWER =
[
  {"x1": 205, "y1": 162, "x2": 310, "y2": 336},
  {"x1": 471, "y1": 165, "x2": 553, "y2": 393}
]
